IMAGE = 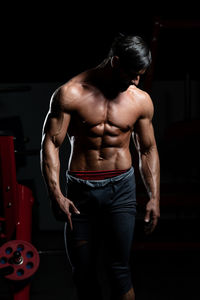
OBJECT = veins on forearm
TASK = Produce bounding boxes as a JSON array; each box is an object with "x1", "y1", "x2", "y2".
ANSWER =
[
  {"x1": 139, "y1": 146, "x2": 159, "y2": 200},
  {"x1": 42, "y1": 151, "x2": 61, "y2": 195}
]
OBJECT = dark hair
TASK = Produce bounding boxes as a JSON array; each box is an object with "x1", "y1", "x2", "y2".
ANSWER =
[{"x1": 108, "y1": 33, "x2": 152, "y2": 73}]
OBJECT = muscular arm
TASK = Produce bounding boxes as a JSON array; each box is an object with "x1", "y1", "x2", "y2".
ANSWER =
[
  {"x1": 40, "y1": 88, "x2": 79, "y2": 228},
  {"x1": 133, "y1": 93, "x2": 160, "y2": 233}
]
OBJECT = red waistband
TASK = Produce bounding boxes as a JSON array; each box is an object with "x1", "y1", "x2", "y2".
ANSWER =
[{"x1": 68, "y1": 169, "x2": 128, "y2": 180}]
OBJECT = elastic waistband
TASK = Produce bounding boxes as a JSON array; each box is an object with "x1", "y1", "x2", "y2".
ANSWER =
[
  {"x1": 68, "y1": 169, "x2": 128, "y2": 180},
  {"x1": 66, "y1": 166, "x2": 134, "y2": 188}
]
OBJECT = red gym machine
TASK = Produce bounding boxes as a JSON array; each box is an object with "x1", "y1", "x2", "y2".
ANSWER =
[{"x1": 0, "y1": 135, "x2": 40, "y2": 300}]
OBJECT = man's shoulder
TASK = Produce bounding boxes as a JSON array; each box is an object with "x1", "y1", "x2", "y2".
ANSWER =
[
  {"x1": 128, "y1": 85, "x2": 150, "y2": 102},
  {"x1": 128, "y1": 85, "x2": 154, "y2": 118},
  {"x1": 51, "y1": 75, "x2": 89, "y2": 111},
  {"x1": 59, "y1": 79, "x2": 86, "y2": 100}
]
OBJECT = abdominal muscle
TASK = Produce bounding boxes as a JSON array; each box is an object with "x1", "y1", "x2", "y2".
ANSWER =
[{"x1": 68, "y1": 134, "x2": 133, "y2": 171}]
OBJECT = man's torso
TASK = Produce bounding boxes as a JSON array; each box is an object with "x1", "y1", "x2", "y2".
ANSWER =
[{"x1": 60, "y1": 71, "x2": 146, "y2": 171}]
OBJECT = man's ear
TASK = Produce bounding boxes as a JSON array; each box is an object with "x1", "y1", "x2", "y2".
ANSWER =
[
  {"x1": 132, "y1": 75, "x2": 140, "y2": 86},
  {"x1": 110, "y1": 56, "x2": 120, "y2": 68}
]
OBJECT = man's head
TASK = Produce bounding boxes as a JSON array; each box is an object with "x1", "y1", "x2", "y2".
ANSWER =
[{"x1": 108, "y1": 33, "x2": 152, "y2": 75}]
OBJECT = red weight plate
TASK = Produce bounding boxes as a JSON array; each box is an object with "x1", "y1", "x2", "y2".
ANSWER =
[{"x1": 0, "y1": 240, "x2": 40, "y2": 281}]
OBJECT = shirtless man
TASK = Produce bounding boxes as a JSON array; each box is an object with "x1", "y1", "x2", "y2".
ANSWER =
[{"x1": 40, "y1": 34, "x2": 160, "y2": 300}]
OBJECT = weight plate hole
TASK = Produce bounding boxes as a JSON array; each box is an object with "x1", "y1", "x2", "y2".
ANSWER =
[
  {"x1": 26, "y1": 251, "x2": 33, "y2": 258},
  {"x1": 17, "y1": 244, "x2": 24, "y2": 251},
  {"x1": 26, "y1": 262, "x2": 34, "y2": 269},
  {"x1": 0, "y1": 257, "x2": 7, "y2": 264},
  {"x1": 5, "y1": 247, "x2": 13, "y2": 254},
  {"x1": 16, "y1": 269, "x2": 24, "y2": 276}
]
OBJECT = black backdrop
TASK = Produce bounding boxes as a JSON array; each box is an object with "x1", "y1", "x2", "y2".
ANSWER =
[{"x1": 1, "y1": 3, "x2": 199, "y2": 83}]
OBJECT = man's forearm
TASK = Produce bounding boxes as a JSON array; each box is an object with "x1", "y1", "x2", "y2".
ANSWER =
[
  {"x1": 40, "y1": 137, "x2": 80, "y2": 226},
  {"x1": 40, "y1": 146, "x2": 63, "y2": 201},
  {"x1": 139, "y1": 145, "x2": 160, "y2": 202}
]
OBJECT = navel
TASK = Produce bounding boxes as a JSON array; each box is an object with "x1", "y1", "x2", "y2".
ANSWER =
[{"x1": 98, "y1": 156, "x2": 104, "y2": 161}]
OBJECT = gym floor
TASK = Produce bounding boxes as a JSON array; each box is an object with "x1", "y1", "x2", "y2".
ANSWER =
[
  {"x1": 0, "y1": 222, "x2": 199, "y2": 300},
  {"x1": 31, "y1": 221, "x2": 199, "y2": 300}
]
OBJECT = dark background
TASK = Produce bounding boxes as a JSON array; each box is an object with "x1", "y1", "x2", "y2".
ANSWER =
[
  {"x1": 0, "y1": 3, "x2": 200, "y2": 300},
  {"x1": 1, "y1": 4, "x2": 199, "y2": 82}
]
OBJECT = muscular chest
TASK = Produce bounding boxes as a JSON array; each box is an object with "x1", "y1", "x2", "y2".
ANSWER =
[{"x1": 72, "y1": 93, "x2": 139, "y2": 136}]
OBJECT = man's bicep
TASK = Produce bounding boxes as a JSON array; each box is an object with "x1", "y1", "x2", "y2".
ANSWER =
[
  {"x1": 43, "y1": 112, "x2": 70, "y2": 145},
  {"x1": 134, "y1": 118, "x2": 156, "y2": 153},
  {"x1": 133, "y1": 93, "x2": 156, "y2": 152},
  {"x1": 42, "y1": 92, "x2": 71, "y2": 148}
]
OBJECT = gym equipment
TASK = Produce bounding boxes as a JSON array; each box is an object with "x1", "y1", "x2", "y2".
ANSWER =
[
  {"x1": 0, "y1": 240, "x2": 40, "y2": 281},
  {"x1": 0, "y1": 135, "x2": 38, "y2": 300}
]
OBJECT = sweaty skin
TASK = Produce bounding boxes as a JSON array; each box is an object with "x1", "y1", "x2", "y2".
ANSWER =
[{"x1": 40, "y1": 60, "x2": 160, "y2": 233}]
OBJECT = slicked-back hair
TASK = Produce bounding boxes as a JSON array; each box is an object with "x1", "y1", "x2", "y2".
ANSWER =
[{"x1": 108, "y1": 33, "x2": 152, "y2": 73}]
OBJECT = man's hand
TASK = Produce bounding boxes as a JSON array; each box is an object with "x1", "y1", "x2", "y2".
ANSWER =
[
  {"x1": 57, "y1": 195, "x2": 80, "y2": 230},
  {"x1": 144, "y1": 199, "x2": 160, "y2": 234}
]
